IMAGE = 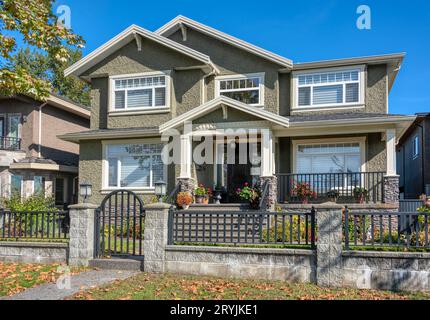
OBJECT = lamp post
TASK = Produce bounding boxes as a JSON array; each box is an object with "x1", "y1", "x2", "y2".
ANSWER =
[
  {"x1": 154, "y1": 180, "x2": 167, "y2": 203},
  {"x1": 79, "y1": 182, "x2": 92, "y2": 204}
]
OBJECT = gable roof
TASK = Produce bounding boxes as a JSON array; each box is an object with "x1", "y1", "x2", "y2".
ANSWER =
[
  {"x1": 159, "y1": 96, "x2": 290, "y2": 132},
  {"x1": 155, "y1": 15, "x2": 293, "y2": 69},
  {"x1": 64, "y1": 24, "x2": 219, "y2": 80}
]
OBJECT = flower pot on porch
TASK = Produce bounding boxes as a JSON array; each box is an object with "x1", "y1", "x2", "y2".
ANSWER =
[
  {"x1": 181, "y1": 204, "x2": 190, "y2": 210},
  {"x1": 202, "y1": 196, "x2": 209, "y2": 204},
  {"x1": 195, "y1": 195, "x2": 205, "y2": 204}
]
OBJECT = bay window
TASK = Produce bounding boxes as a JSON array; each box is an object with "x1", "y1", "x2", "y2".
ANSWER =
[
  {"x1": 111, "y1": 73, "x2": 169, "y2": 111},
  {"x1": 216, "y1": 73, "x2": 264, "y2": 106},
  {"x1": 106, "y1": 143, "x2": 165, "y2": 189},
  {"x1": 294, "y1": 67, "x2": 364, "y2": 109}
]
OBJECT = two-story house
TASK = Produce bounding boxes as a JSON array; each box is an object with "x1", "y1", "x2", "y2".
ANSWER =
[
  {"x1": 60, "y1": 16, "x2": 415, "y2": 207},
  {"x1": 0, "y1": 93, "x2": 90, "y2": 206}
]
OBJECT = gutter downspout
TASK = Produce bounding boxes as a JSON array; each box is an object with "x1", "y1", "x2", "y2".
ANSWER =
[
  {"x1": 38, "y1": 102, "x2": 48, "y2": 158},
  {"x1": 416, "y1": 123, "x2": 425, "y2": 195}
]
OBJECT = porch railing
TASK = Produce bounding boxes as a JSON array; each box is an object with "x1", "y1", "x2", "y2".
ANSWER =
[
  {"x1": 168, "y1": 208, "x2": 316, "y2": 248},
  {"x1": 0, "y1": 209, "x2": 70, "y2": 240},
  {"x1": 0, "y1": 136, "x2": 21, "y2": 151},
  {"x1": 276, "y1": 172, "x2": 385, "y2": 204},
  {"x1": 344, "y1": 207, "x2": 430, "y2": 250}
]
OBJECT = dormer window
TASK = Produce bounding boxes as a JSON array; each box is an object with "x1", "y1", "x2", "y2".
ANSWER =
[
  {"x1": 110, "y1": 72, "x2": 170, "y2": 113},
  {"x1": 292, "y1": 66, "x2": 365, "y2": 111},
  {"x1": 216, "y1": 73, "x2": 264, "y2": 107}
]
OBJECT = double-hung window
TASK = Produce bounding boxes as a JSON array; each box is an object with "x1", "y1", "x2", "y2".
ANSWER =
[
  {"x1": 216, "y1": 73, "x2": 264, "y2": 106},
  {"x1": 295, "y1": 67, "x2": 363, "y2": 109},
  {"x1": 112, "y1": 73, "x2": 169, "y2": 111},
  {"x1": 106, "y1": 143, "x2": 165, "y2": 189}
]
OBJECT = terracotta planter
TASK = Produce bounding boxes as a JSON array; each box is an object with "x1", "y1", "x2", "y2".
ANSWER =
[
  {"x1": 202, "y1": 196, "x2": 209, "y2": 204},
  {"x1": 195, "y1": 195, "x2": 205, "y2": 204}
]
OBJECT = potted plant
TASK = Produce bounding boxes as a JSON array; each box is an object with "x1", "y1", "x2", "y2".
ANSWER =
[
  {"x1": 326, "y1": 189, "x2": 339, "y2": 203},
  {"x1": 236, "y1": 182, "x2": 261, "y2": 209},
  {"x1": 353, "y1": 187, "x2": 368, "y2": 204},
  {"x1": 291, "y1": 181, "x2": 316, "y2": 204},
  {"x1": 176, "y1": 192, "x2": 192, "y2": 210},
  {"x1": 194, "y1": 184, "x2": 212, "y2": 204}
]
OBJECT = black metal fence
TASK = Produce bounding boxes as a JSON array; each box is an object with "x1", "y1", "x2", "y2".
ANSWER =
[
  {"x1": 95, "y1": 190, "x2": 145, "y2": 257},
  {"x1": 168, "y1": 208, "x2": 316, "y2": 248},
  {"x1": 0, "y1": 209, "x2": 69, "y2": 240},
  {"x1": 343, "y1": 208, "x2": 430, "y2": 250},
  {"x1": 0, "y1": 137, "x2": 21, "y2": 151},
  {"x1": 277, "y1": 172, "x2": 385, "y2": 204}
]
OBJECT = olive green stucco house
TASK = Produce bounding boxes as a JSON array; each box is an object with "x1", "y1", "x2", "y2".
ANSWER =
[{"x1": 60, "y1": 16, "x2": 415, "y2": 207}]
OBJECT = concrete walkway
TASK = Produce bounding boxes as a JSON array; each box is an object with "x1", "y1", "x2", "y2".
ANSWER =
[{"x1": 1, "y1": 269, "x2": 138, "y2": 300}]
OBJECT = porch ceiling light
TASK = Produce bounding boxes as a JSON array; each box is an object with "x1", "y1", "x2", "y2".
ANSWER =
[
  {"x1": 79, "y1": 181, "x2": 92, "y2": 203},
  {"x1": 155, "y1": 180, "x2": 167, "y2": 202}
]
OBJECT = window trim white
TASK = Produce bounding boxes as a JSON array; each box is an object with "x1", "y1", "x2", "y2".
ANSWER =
[
  {"x1": 215, "y1": 72, "x2": 265, "y2": 107},
  {"x1": 109, "y1": 71, "x2": 171, "y2": 114},
  {"x1": 291, "y1": 65, "x2": 366, "y2": 112},
  {"x1": 412, "y1": 135, "x2": 420, "y2": 159},
  {"x1": 292, "y1": 137, "x2": 367, "y2": 174},
  {"x1": 102, "y1": 139, "x2": 167, "y2": 192}
]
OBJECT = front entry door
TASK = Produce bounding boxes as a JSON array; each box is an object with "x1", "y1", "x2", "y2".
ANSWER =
[{"x1": 226, "y1": 142, "x2": 252, "y2": 203}]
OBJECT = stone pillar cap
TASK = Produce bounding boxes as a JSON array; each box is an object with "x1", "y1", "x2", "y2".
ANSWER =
[
  {"x1": 144, "y1": 202, "x2": 173, "y2": 210},
  {"x1": 312, "y1": 202, "x2": 344, "y2": 209},
  {"x1": 68, "y1": 203, "x2": 99, "y2": 209}
]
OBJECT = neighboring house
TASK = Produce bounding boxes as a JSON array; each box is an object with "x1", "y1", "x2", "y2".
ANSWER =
[
  {"x1": 0, "y1": 94, "x2": 90, "y2": 206},
  {"x1": 60, "y1": 15, "x2": 415, "y2": 207},
  {"x1": 397, "y1": 113, "x2": 430, "y2": 199}
]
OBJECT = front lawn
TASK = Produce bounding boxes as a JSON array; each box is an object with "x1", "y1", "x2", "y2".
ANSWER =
[
  {"x1": 71, "y1": 273, "x2": 430, "y2": 300},
  {"x1": 0, "y1": 262, "x2": 83, "y2": 297}
]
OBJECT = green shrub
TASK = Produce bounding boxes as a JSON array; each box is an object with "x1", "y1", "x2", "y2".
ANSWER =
[{"x1": 2, "y1": 192, "x2": 57, "y2": 212}]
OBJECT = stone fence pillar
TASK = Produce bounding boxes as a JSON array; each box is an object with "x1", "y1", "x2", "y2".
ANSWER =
[
  {"x1": 143, "y1": 203, "x2": 171, "y2": 273},
  {"x1": 314, "y1": 203, "x2": 344, "y2": 287},
  {"x1": 68, "y1": 203, "x2": 98, "y2": 267},
  {"x1": 259, "y1": 176, "x2": 277, "y2": 210}
]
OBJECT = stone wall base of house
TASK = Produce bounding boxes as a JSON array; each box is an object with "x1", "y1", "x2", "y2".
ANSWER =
[
  {"x1": 0, "y1": 241, "x2": 68, "y2": 264},
  {"x1": 384, "y1": 175, "x2": 400, "y2": 206}
]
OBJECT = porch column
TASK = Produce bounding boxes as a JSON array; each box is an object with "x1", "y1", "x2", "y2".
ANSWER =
[
  {"x1": 384, "y1": 128, "x2": 399, "y2": 205},
  {"x1": 179, "y1": 134, "x2": 192, "y2": 179},
  {"x1": 261, "y1": 129, "x2": 273, "y2": 177}
]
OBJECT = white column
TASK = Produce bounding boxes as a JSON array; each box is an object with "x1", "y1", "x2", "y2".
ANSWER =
[
  {"x1": 179, "y1": 134, "x2": 192, "y2": 178},
  {"x1": 386, "y1": 128, "x2": 397, "y2": 176},
  {"x1": 261, "y1": 129, "x2": 273, "y2": 177}
]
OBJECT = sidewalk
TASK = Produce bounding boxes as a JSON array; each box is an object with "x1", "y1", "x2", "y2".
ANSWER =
[{"x1": 1, "y1": 269, "x2": 138, "y2": 300}]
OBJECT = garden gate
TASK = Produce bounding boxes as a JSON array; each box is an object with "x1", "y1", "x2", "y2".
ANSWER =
[{"x1": 95, "y1": 190, "x2": 145, "y2": 258}]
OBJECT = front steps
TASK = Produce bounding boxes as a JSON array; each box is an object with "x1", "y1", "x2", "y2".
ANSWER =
[{"x1": 89, "y1": 256, "x2": 144, "y2": 271}]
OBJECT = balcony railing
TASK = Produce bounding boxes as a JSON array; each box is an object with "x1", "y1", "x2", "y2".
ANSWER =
[
  {"x1": 0, "y1": 136, "x2": 21, "y2": 151},
  {"x1": 276, "y1": 172, "x2": 385, "y2": 204}
]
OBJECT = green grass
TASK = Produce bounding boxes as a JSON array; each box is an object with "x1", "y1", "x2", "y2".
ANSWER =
[
  {"x1": 346, "y1": 245, "x2": 430, "y2": 253},
  {"x1": 70, "y1": 273, "x2": 430, "y2": 300},
  {"x1": 0, "y1": 262, "x2": 85, "y2": 297}
]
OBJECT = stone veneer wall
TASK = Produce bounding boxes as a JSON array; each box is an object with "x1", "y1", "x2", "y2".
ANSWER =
[{"x1": 0, "y1": 241, "x2": 68, "y2": 264}]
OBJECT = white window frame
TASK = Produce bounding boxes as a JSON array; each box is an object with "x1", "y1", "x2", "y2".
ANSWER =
[
  {"x1": 215, "y1": 72, "x2": 265, "y2": 107},
  {"x1": 412, "y1": 135, "x2": 420, "y2": 159},
  {"x1": 292, "y1": 137, "x2": 366, "y2": 174},
  {"x1": 109, "y1": 71, "x2": 171, "y2": 115},
  {"x1": 291, "y1": 65, "x2": 366, "y2": 112},
  {"x1": 102, "y1": 139, "x2": 167, "y2": 192}
]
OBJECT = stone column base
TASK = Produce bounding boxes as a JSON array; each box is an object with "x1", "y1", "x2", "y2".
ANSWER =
[
  {"x1": 259, "y1": 176, "x2": 278, "y2": 210},
  {"x1": 176, "y1": 177, "x2": 196, "y2": 194},
  {"x1": 384, "y1": 175, "x2": 399, "y2": 207}
]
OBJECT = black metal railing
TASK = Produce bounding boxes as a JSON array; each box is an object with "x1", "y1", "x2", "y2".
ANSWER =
[
  {"x1": 277, "y1": 172, "x2": 385, "y2": 204},
  {"x1": 168, "y1": 208, "x2": 316, "y2": 248},
  {"x1": 0, "y1": 209, "x2": 69, "y2": 240},
  {"x1": 343, "y1": 207, "x2": 430, "y2": 250},
  {"x1": 0, "y1": 136, "x2": 21, "y2": 151},
  {"x1": 399, "y1": 199, "x2": 424, "y2": 212}
]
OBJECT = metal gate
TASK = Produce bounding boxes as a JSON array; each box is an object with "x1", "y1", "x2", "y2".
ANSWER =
[{"x1": 95, "y1": 190, "x2": 145, "y2": 258}]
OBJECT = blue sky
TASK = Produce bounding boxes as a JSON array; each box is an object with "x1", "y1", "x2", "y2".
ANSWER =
[{"x1": 56, "y1": 0, "x2": 430, "y2": 114}]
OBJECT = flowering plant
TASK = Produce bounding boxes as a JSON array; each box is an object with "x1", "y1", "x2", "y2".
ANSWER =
[
  {"x1": 176, "y1": 192, "x2": 193, "y2": 207},
  {"x1": 236, "y1": 182, "x2": 260, "y2": 203},
  {"x1": 291, "y1": 181, "x2": 316, "y2": 203},
  {"x1": 417, "y1": 197, "x2": 430, "y2": 213},
  {"x1": 194, "y1": 184, "x2": 212, "y2": 197}
]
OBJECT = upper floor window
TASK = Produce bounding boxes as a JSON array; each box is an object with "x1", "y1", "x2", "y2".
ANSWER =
[
  {"x1": 412, "y1": 135, "x2": 419, "y2": 159},
  {"x1": 216, "y1": 73, "x2": 264, "y2": 106},
  {"x1": 293, "y1": 66, "x2": 364, "y2": 110},
  {"x1": 111, "y1": 72, "x2": 170, "y2": 111}
]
